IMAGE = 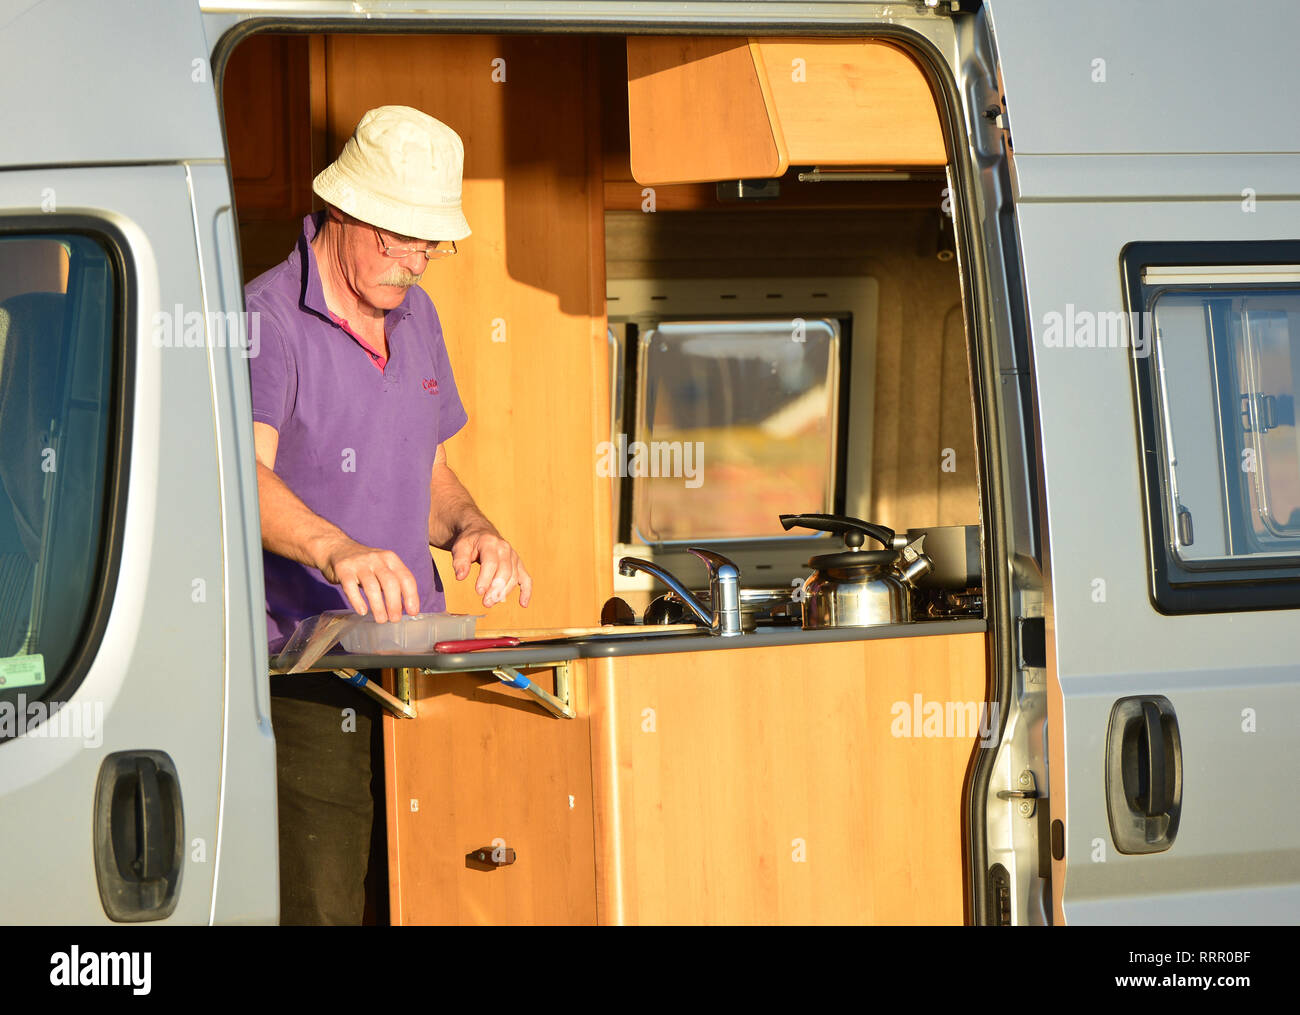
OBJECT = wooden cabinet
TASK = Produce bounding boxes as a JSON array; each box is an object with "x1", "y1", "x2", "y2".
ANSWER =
[
  {"x1": 626, "y1": 36, "x2": 946, "y2": 186},
  {"x1": 588, "y1": 633, "x2": 986, "y2": 924},
  {"x1": 382, "y1": 664, "x2": 598, "y2": 925},
  {"x1": 386, "y1": 630, "x2": 986, "y2": 925},
  {"x1": 626, "y1": 37, "x2": 785, "y2": 185},
  {"x1": 751, "y1": 40, "x2": 946, "y2": 167}
]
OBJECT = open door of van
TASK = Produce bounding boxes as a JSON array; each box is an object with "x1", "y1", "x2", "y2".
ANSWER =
[
  {"x1": 987, "y1": 0, "x2": 1300, "y2": 922},
  {"x1": 0, "y1": 0, "x2": 278, "y2": 923}
]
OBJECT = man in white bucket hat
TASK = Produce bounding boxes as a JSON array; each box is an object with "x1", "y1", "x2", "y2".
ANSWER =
[{"x1": 245, "y1": 105, "x2": 531, "y2": 925}]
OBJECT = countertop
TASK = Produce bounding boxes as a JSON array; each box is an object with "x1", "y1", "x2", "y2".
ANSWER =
[{"x1": 273, "y1": 616, "x2": 987, "y2": 674}]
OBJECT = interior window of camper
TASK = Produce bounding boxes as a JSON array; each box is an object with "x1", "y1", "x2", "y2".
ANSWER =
[
  {"x1": 0, "y1": 233, "x2": 118, "y2": 719},
  {"x1": 221, "y1": 31, "x2": 983, "y2": 631}
]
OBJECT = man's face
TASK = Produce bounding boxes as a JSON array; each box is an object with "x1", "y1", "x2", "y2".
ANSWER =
[{"x1": 332, "y1": 211, "x2": 431, "y2": 312}]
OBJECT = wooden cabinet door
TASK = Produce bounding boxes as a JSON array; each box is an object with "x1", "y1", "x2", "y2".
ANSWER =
[
  {"x1": 383, "y1": 665, "x2": 597, "y2": 925},
  {"x1": 588, "y1": 633, "x2": 987, "y2": 924}
]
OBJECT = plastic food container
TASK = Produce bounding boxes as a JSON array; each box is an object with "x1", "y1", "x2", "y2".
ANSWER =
[{"x1": 339, "y1": 612, "x2": 482, "y2": 654}]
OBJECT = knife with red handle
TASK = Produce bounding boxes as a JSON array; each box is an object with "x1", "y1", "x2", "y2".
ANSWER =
[{"x1": 434, "y1": 637, "x2": 524, "y2": 653}]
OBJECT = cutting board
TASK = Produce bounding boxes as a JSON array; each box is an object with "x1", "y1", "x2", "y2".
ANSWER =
[{"x1": 476, "y1": 624, "x2": 700, "y2": 640}]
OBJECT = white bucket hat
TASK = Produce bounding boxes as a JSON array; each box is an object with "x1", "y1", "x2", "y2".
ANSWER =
[{"x1": 312, "y1": 105, "x2": 471, "y2": 242}]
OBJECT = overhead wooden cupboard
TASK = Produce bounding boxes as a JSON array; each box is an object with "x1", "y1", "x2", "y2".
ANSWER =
[{"x1": 625, "y1": 37, "x2": 946, "y2": 184}]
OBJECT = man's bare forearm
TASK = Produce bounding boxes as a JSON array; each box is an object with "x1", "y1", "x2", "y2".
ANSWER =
[
  {"x1": 428, "y1": 460, "x2": 498, "y2": 550},
  {"x1": 257, "y1": 461, "x2": 350, "y2": 571}
]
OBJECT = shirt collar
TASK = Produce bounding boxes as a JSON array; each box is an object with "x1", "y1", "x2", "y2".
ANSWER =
[{"x1": 298, "y1": 210, "x2": 415, "y2": 326}]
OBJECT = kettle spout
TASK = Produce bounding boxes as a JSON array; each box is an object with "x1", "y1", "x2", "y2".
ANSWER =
[{"x1": 896, "y1": 535, "x2": 934, "y2": 587}]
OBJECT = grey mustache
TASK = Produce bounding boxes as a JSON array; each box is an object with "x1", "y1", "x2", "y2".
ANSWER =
[{"x1": 376, "y1": 269, "x2": 423, "y2": 287}]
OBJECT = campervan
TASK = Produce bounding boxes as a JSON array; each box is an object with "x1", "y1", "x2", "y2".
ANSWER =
[{"x1": 1, "y1": 0, "x2": 1297, "y2": 925}]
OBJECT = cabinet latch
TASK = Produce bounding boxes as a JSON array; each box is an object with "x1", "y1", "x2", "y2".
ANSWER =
[{"x1": 466, "y1": 846, "x2": 517, "y2": 871}]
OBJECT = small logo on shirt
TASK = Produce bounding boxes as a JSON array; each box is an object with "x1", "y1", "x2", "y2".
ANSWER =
[{"x1": 422, "y1": 377, "x2": 439, "y2": 394}]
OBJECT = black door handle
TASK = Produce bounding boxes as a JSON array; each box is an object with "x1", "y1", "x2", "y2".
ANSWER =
[
  {"x1": 1106, "y1": 696, "x2": 1182, "y2": 854},
  {"x1": 94, "y1": 751, "x2": 184, "y2": 921},
  {"x1": 133, "y1": 757, "x2": 164, "y2": 881},
  {"x1": 1138, "y1": 700, "x2": 1169, "y2": 817}
]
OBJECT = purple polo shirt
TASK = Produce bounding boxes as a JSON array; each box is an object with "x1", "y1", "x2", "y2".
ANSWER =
[{"x1": 245, "y1": 211, "x2": 468, "y2": 654}]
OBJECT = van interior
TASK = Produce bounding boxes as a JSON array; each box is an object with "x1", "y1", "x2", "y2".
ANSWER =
[{"x1": 220, "y1": 31, "x2": 987, "y2": 925}]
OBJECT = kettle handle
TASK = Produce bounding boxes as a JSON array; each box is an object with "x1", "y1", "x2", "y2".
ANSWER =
[{"x1": 778, "y1": 513, "x2": 895, "y2": 549}]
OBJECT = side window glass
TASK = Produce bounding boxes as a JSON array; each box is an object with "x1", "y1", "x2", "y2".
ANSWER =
[
  {"x1": 1226, "y1": 299, "x2": 1300, "y2": 543},
  {"x1": 0, "y1": 233, "x2": 118, "y2": 721},
  {"x1": 1128, "y1": 250, "x2": 1300, "y2": 611},
  {"x1": 1152, "y1": 288, "x2": 1300, "y2": 564}
]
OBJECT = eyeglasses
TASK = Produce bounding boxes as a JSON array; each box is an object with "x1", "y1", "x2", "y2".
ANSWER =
[{"x1": 371, "y1": 225, "x2": 457, "y2": 261}]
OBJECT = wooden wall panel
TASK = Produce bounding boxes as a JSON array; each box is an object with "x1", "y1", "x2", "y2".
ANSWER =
[
  {"x1": 936, "y1": 303, "x2": 980, "y2": 525},
  {"x1": 223, "y1": 34, "x2": 313, "y2": 218},
  {"x1": 870, "y1": 255, "x2": 979, "y2": 529},
  {"x1": 588, "y1": 632, "x2": 987, "y2": 924},
  {"x1": 321, "y1": 35, "x2": 613, "y2": 632},
  {"x1": 383, "y1": 664, "x2": 597, "y2": 925},
  {"x1": 224, "y1": 34, "x2": 316, "y2": 280}
]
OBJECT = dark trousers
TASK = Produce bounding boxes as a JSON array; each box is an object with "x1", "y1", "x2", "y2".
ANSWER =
[{"x1": 269, "y1": 672, "x2": 388, "y2": 925}]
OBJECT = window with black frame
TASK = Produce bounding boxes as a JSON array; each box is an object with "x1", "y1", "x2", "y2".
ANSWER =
[
  {"x1": 630, "y1": 318, "x2": 841, "y2": 542},
  {"x1": 1126, "y1": 245, "x2": 1300, "y2": 611},
  {"x1": 0, "y1": 232, "x2": 118, "y2": 720}
]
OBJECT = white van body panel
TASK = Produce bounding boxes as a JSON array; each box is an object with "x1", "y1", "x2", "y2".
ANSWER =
[
  {"x1": 988, "y1": 0, "x2": 1300, "y2": 923},
  {"x1": 985, "y1": 0, "x2": 1300, "y2": 157},
  {"x1": 0, "y1": 0, "x2": 225, "y2": 167}
]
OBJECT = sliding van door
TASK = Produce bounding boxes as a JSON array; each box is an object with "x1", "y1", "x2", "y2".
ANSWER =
[{"x1": 988, "y1": 0, "x2": 1300, "y2": 923}]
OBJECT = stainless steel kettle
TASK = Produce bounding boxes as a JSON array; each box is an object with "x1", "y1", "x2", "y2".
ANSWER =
[{"x1": 779, "y1": 513, "x2": 934, "y2": 628}]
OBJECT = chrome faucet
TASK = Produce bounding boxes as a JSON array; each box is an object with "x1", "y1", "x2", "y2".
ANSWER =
[{"x1": 618, "y1": 547, "x2": 744, "y2": 637}]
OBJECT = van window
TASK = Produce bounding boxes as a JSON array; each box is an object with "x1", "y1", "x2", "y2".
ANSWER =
[
  {"x1": 606, "y1": 273, "x2": 886, "y2": 554},
  {"x1": 0, "y1": 232, "x2": 118, "y2": 718},
  {"x1": 630, "y1": 317, "x2": 840, "y2": 541},
  {"x1": 1127, "y1": 249, "x2": 1300, "y2": 610}
]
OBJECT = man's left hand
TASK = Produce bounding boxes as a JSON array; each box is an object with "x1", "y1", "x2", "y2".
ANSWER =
[{"x1": 451, "y1": 527, "x2": 533, "y2": 608}]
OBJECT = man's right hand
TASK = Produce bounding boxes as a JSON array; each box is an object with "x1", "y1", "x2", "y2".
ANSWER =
[{"x1": 318, "y1": 535, "x2": 421, "y2": 623}]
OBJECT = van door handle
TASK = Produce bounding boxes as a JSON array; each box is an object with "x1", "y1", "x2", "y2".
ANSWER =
[
  {"x1": 93, "y1": 750, "x2": 184, "y2": 920},
  {"x1": 132, "y1": 758, "x2": 164, "y2": 881},
  {"x1": 1137, "y1": 700, "x2": 1169, "y2": 817},
  {"x1": 1105, "y1": 696, "x2": 1182, "y2": 854}
]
